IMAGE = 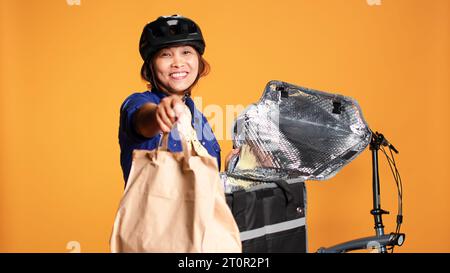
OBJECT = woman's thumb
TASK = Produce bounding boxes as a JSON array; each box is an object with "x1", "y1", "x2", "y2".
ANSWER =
[{"x1": 173, "y1": 102, "x2": 184, "y2": 119}]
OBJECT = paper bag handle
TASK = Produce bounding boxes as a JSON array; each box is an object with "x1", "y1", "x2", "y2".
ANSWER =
[{"x1": 157, "y1": 124, "x2": 193, "y2": 160}]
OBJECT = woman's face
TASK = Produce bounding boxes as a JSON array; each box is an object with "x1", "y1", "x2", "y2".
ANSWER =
[{"x1": 153, "y1": 45, "x2": 199, "y2": 95}]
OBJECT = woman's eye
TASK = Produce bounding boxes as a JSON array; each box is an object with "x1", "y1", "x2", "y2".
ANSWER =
[
  {"x1": 161, "y1": 52, "x2": 170, "y2": 57},
  {"x1": 183, "y1": 50, "x2": 192, "y2": 55}
]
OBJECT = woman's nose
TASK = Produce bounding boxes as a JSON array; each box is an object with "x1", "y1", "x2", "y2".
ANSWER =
[{"x1": 171, "y1": 54, "x2": 185, "y2": 68}]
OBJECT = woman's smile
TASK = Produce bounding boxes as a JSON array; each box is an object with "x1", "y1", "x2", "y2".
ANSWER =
[{"x1": 169, "y1": 71, "x2": 189, "y2": 80}]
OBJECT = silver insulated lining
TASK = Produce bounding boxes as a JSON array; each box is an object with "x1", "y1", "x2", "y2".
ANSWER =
[{"x1": 223, "y1": 80, "x2": 371, "y2": 191}]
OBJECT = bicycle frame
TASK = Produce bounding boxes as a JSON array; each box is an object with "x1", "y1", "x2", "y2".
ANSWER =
[{"x1": 317, "y1": 131, "x2": 405, "y2": 253}]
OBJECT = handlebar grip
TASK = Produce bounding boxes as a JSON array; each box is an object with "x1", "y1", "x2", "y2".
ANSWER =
[{"x1": 317, "y1": 233, "x2": 405, "y2": 253}]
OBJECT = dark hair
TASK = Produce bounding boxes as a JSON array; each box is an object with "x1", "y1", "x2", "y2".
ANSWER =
[{"x1": 140, "y1": 47, "x2": 210, "y2": 95}]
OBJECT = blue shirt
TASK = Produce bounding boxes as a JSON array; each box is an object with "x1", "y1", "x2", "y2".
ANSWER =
[{"x1": 118, "y1": 88, "x2": 222, "y2": 183}]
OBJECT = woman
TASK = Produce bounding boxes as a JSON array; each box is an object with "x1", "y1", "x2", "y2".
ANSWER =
[{"x1": 119, "y1": 15, "x2": 237, "y2": 184}]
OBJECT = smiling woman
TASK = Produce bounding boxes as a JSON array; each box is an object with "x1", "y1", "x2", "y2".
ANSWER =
[{"x1": 118, "y1": 15, "x2": 234, "y2": 185}]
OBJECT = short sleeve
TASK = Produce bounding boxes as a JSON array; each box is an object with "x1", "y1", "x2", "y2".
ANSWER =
[{"x1": 119, "y1": 92, "x2": 158, "y2": 144}]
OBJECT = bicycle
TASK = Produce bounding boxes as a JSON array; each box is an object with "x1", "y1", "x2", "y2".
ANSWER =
[{"x1": 317, "y1": 130, "x2": 405, "y2": 253}]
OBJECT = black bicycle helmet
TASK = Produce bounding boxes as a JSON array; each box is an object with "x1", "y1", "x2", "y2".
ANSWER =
[{"x1": 139, "y1": 14, "x2": 205, "y2": 62}]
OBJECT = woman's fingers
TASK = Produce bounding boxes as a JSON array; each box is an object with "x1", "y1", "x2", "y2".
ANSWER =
[
  {"x1": 162, "y1": 100, "x2": 177, "y2": 123},
  {"x1": 171, "y1": 96, "x2": 185, "y2": 119},
  {"x1": 157, "y1": 95, "x2": 186, "y2": 133},
  {"x1": 173, "y1": 102, "x2": 184, "y2": 119},
  {"x1": 161, "y1": 97, "x2": 176, "y2": 123},
  {"x1": 156, "y1": 107, "x2": 173, "y2": 133},
  {"x1": 156, "y1": 111, "x2": 171, "y2": 133}
]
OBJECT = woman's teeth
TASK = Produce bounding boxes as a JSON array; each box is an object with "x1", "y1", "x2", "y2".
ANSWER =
[{"x1": 170, "y1": 72, "x2": 188, "y2": 79}]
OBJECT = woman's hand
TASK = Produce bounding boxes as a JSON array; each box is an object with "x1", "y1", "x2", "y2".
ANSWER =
[
  {"x1": 155, "y1": 95, "x2": 185, "y2": 133},
  {"x1": 224, "y1": 147, "x2": 241, "y2": 171}
]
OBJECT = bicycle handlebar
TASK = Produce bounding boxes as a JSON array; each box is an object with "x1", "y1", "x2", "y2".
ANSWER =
[{"x1": 317, "y1": 232, "x2": 405, "y2": 253}]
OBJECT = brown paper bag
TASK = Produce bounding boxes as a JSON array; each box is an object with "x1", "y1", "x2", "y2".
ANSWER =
[{"x1": 110, "y1": 131, "x2": 242, "y2": 253}]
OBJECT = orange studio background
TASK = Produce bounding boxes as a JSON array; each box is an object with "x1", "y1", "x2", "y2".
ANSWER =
[{"x1": 0, "y1": 0, "x2": 449, "y2": 252}]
